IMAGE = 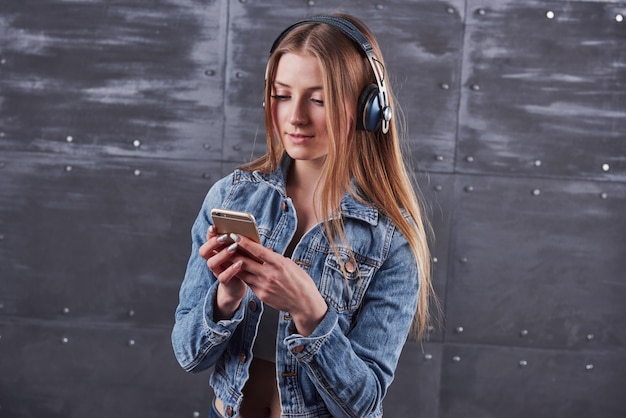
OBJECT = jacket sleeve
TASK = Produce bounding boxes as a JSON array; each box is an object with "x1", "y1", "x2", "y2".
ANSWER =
[
  {"x1": 171, "y1": 175, "x2": 246, "y2": 372},
  {"x1": 284, "y1": 227, "x2": 420, "y2": 417}
]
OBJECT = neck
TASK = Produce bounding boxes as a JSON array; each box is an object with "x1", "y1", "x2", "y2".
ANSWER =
[{"x1": 287, "y1": 159, "x2": 325, "y2": 193}]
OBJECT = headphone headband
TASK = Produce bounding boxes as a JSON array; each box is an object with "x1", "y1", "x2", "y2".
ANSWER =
[{"x1": 269, "y1": 15, "x2": 392, "y2": 133}]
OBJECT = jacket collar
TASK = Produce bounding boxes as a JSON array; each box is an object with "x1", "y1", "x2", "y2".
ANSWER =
[{"x1": 247, "y1": 156, "x2": 379, "y2": 226}]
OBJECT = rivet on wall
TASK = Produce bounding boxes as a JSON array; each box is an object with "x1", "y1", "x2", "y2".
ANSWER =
[
  {"x1": 455, "y1": 326, "x2": 464, "y2": 334},
  {"x1": 440, "y1": 83, "x2": 450, "y2": 90},
  {"x1": 452, "y1": 355, "x2": 461, "y2": 363},
  {"x1": 133, "y1": 140, "x2": 141, "y2": 148},
  {"x1": 433, "y1": 257, "x2": 438, "y2": 264},
  {"x1": 585, "y1": 364, "x2": 594, "y2": 371},
  {"x1": 615, "y1": 14, "x2": 623, "y2": 23},
  {"x1": 533, "y1": 159, "x2": 542, "y2": 167},
  {"x1": 62, "y1": 307, "x2": 70, "y2": 315},
  {"x1": 459, "y1": 256, "x2": 469, "y2": 264},
  {"x1": 446, "y1": 7, "x2": 456, "y2": 15},
  {"x1": 128, "y1": 309, "x2": 136, "y2": 317},
  {"x1": 519, "y1": 360, "x2": 528, "y2": 367},
  {"x1": 61, "y1": 337, "x2": 70, "y2": 344},
  {"x1": 476, "y1": 8, "x2": 487, "y2": 16},
  {"x1": 434, "y1": 185, "x2": 443, "y2": 192},
  {"x1": 465, "y1": 156, "x2": 475, "y2": 163},
  {"x1": 65, "y1": 165, "x2": 73, "y2": 173},
  {"x1": 546, "y1": 10, "x2": 555, "y2": 20},
  {"x1": 66, "y1": 135, "x2": 74, "y2": 143},
  {"x1": 203, "y1": 144, "x2": 211, "y2": 150},
  {"x1": 128, "y1": 339, "x2": 136, "y2": 347},
  {"x1": 375, "y1": 4, "x2": 384, "y2": 11},
  {"x1": 193, "y1": 411, "x2": 201, "y2": 418},
  {"x1": 600, "y1": 192, "x2": 608, "y2": 200},
  {"x1": 0, "y1": 161, "x2": 5, "y2": 169},
  {"x1": 204, "y1": 69, "x2": 215, "y2": 77},
  {"x1": 531, "y1": 188, "x2": 541, "y2": 196},
  {"x1": 601, "y1": 163, "x2": 610, "y2": 172},
  {"x1": 424, "y1": 353, "x2": 433, "y2": 361},
  {"x1": 133, "y1": 169, "x2": 141, "y2": 176},
  {"x1": 464, "y1": 185, "x2": 474, "y2": 192},
  {"x1": 307, "y1": 1, "x2": 316, "y2": 7},
  {"x1": 435, "y1": 155, "x2": 444, "y2": 162},
  {"x1": 520, "y1": 329, "x2": 529, "y2": 337},
  {"x1": 586, "y1": 333, "x2": 595, "y2": 342},
  {"x1": 470, "y1": 84, "x2": 480, "y2": 91}
]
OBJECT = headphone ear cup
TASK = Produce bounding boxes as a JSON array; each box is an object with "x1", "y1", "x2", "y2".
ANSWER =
[{"x1": 356, "y1": 84, "x2": 382, "y2": 132}]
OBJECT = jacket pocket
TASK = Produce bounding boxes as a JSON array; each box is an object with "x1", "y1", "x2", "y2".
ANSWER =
[{"x1": 319, "y1": 249, "x2": 375, "y2": 314}]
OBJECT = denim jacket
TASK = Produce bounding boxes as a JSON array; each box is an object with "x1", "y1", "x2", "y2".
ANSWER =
[{"x1": 171, "y1": 158, "x2": 420, "y2": 418}]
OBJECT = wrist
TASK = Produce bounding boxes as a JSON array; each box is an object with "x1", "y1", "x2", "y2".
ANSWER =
[
  {"x1": 214, "y1": 285, "x2": 242, "y2": 321},
  {"x1": 291, "y1": 295, "x2": 328, "y2": 337}
]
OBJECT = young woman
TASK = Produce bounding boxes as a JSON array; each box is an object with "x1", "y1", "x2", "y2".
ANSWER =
[{"x1": 172, "y1": 13, "x2": 434, "y2": 418}]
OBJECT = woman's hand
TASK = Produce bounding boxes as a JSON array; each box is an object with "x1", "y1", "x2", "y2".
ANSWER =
[
  {"x1": 226, "y1": 233, "x2": 328, "y2": 336},
  {"x1": 199, "y1": 226, "x2": 248, "y2": 321}
]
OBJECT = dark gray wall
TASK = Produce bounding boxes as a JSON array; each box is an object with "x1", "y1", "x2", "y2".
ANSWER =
[{"x1": 1, "y1": 1, "x2": 625, "y2": 417}]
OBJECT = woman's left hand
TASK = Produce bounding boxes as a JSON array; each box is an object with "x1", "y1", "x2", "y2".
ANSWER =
[{"x1": 228, "y1": 233, "x2": 328, "y2": 336}]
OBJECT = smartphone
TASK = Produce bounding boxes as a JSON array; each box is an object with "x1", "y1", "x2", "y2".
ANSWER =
[{"x1": 211, "y1": 208, "x2": 263, "y2": 263}]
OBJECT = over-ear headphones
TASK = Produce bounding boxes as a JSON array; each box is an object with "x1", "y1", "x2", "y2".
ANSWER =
[{"x1": 269, "y1": 15, "x2": 392, "y2": 134}]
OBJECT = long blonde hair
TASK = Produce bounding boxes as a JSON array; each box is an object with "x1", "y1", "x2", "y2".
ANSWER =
[{"x1": 242, "y1": 13, "x2": 435, "y2": 339}]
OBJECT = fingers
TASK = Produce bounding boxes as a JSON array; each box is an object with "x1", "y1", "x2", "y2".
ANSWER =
[{"x1": 229, "y1": 233, "x2": 271, "y2": 265}]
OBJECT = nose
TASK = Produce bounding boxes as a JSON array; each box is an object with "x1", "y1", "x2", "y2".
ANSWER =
[{"x1": 288, "y1": 97, "x2": 308, "y2": 125}]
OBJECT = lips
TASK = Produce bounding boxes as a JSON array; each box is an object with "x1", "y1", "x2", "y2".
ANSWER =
[{"x1": 287, "y1": 133, "x2": 314, "y2": 145}]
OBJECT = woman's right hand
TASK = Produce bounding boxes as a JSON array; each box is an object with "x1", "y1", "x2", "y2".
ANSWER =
[{"x1": 199, "y1": 225, "x2": 248, "y2": 320}]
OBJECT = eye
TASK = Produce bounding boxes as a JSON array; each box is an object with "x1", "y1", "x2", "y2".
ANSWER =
[
  {"x1": 311, "y1": 98, "x2": 324, "y2": 106},
  {"x1": 271, "y1": 95, "x2": 290, "y2": 101}
]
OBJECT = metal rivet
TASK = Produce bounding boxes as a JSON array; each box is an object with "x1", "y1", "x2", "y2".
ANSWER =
[
  {"x1": 600, "y1": 192, "x2": 608, "y2": 200},
  {"x1": 464, "y1": 185, "x2": 474, "y2": 192},
  {"x1": 204, "y1": 69, "x2": 215, "y2": 76},
  {"x1": 428, "y1": 325, "x2": 435, "y2": 333},
  {"x1": 128, "y1": 339, "x2": 136, "y2": 347},
  {"x1": 519, "y1": 360, "x2": 528, "y2": 367},
  {"x1": 202, "y1": 173, "x2": 211, "y2": 179},
  {"x1": 61, "y1": 337, "x2": 70, "y2": 344},
  {"x1": 533, "y1": 159, "x2": 542, "y2": 167},
  {"x1": 440, "y1": 83, "x2": 450, "y2": 90},
  {"x1": 203, "y1": 143, "x2": 211, "y2": 150},
  {"x1": 435, "y1": 155, "x2": 444, "y2": 161},
  {"x1": 424, "y1": 353, "x2": 433, "y2": 360},
  {"x1": 0, "y1": 161, "x2": 5, "y2": 169},
  {"x1": 585, "y1": 364, "x2": 594, "y2": 371},
  {"x1": 65, "y1": 165, "x2": 73, "y2": 172},
  {"x1": 520, "y1": 329, "x2": 529, "y2": 337},
  {"x1": 466, "y1": 156, "x2": 474, "y2": 163},
  {"x1": 128, "y1": 309, "x2": 135, "y2": 317},
  {"x1": 455, "y1": 326, "x2": 464, "y2": 334},
  {"x1": 470, "y1": 84, "x2": 480, "y2": 91},
  {"x1": 546, "y1": 10, "x2": 555, "y2": 19},
  {"x1": 62, "y1": 307, "x2": 70, "y2": 314},
  {"x1": 586, "y1": 334, "x2": 595, "y2": 341},
  {"x1": 235, "y1": 71, "x2": 244, "y2": 79},
  {"x1": 447, "y1": 7, "x2": 455, "y2": 14},
  {"x1": 531, "y1": 189, "x2": 541, "y2": 196},
  {"x1": 66, "y1": 136, "x2": 74, "y2": 143},
  {"x1": 433, "y1": 257, "x2": 438, "y2": 263},
  {"x1": 376, "y1": 4, "x2": 384, "y2": 10},
  {"x1": 308, "y1": 0, "x2": 315, "y2": 6},
  {"x1": 452, "y1": 355, "x2": 461, "y2": 362},
  {"x1": 133, "y1": 169, "x2": 141, "y2": 176},
  {"x1": 434, "y1": 185, "x2": 443, "y2": 192},
  {"x1": 601, "y1": 163, "x2": 610, "y2": 172},
  {"x1": 238, "y1": 0, "x2": 246, "y2": 3},
  {"x1": 460, "y1": 257, "x2": 468, "y2": 264},
  {"x1": 193, "y1": 412, "x2": 200, "y2": 418},
  {"x1": 477, "y1": 8, "x2": 486, "y2": 16},
  {"x1": 0, "y1": 58, "x2": 6, "y2": 65},
  {"x1": 133, "y1": 140, "x2": 141, "y2": 148},
  {"x1": 233, "y1": 144, "x2": 242, "y2": 151},
  {"x1": 616, "y1": 14, "x2": 624, "y2": 23},
  {"x1": 0, "y1": 233, "x2": 4, "y2": 240}
]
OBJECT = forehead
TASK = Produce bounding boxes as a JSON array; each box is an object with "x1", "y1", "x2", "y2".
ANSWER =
[{"x1": 273, "y1": 53, "x2": 322, "y2": 87}]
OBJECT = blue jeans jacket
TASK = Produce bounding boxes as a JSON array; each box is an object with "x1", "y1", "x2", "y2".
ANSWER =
[{"x1": 171, "y1": 158, "x2": 419, "y2": 418}]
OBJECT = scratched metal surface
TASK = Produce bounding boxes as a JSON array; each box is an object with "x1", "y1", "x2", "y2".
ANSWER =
[
  {"x1": 0, "y1": 0, "x2": 225, "y2": 161},
  {"x1": 458, "y1": 0, "x2": 626, "y2": 181}
]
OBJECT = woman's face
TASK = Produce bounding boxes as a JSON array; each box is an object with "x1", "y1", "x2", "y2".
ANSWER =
[{"x1": 271, "y1": 52, "x2": 329, "y2": 166}]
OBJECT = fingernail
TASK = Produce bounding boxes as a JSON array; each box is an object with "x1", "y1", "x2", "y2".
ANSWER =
[
  {"x1": 229, "y1": 233, "x2": 241, "y2": 243},
  {"x1": 217, "y1": 234, "x2": 229, "y2": 243},
  {"x1": 227, "y1": 242, "x2": 238, "y2": 252},
  {"x1": 208, "y1": 225, "x2": 214, "y2": 234},
  {"x1": 232, "y1": 260, "x2": 242, "y2": 270}
]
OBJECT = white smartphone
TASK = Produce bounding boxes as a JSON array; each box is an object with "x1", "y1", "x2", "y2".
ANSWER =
[{"x1": 211, "y1": 208, "x2": 263, "y2": 263}]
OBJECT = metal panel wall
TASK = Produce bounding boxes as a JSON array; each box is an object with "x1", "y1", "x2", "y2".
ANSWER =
[{"x1": 1, "y1": 0, "x2": 625, "y2": 417}]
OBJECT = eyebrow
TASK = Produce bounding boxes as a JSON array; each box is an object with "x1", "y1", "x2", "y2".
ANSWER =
[{"x1": 273, "y1": 80, "x2": 323, "y2": 91}]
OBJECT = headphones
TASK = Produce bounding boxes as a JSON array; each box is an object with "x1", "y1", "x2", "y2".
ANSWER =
[{"x1": 269, "y1": 15, "x2": 392, "y2": 134}]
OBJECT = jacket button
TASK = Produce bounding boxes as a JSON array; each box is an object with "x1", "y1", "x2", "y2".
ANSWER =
[
  {"x1": 239, "y1": 353, "x2": 247, "y2": 363},
  {"x1": 292, "y1": 345, "x2": 305, "y2": 353},
  {"x1": 248, "y1": 300, "x2": 258, "y2": 311},
  {"x1": 226, "y1": 406, "x2": 234, "y2": 416},
  {"x1": 345, "y1": 260, "x2": 356, "y2": 273}
]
